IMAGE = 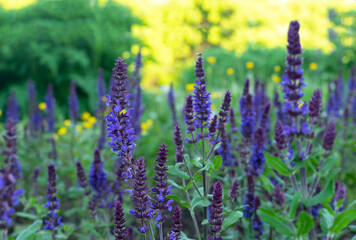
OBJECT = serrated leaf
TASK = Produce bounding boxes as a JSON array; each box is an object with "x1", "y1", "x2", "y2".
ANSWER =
[
  {"x1": 222, "y1": 210, "x2": 243, "y2": 229},
  {"x1": 265, "y1": 152, "x2": 293, "y2": 176},
  {"x1": 330, "y1": 209, "x2": 356, "y2": 233},
  {"x1": 288, "y1": 192, "x2": 301, "y2": 219},
  {"x1": 304, "y1": 180, "x2": 335, "y2": 207},
  {"x1": 296, "y1": 212, "x2": 314, "y2": 236},
  {"x1": 16, "y1": 220, "x2": 42, "y2": 240},
  {"x1": 258, "y1": 208, "x2": 295, "y2": 237}
]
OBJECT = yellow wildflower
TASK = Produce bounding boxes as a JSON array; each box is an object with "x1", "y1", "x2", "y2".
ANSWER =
[
  {"x1": 246, "y1": 61, "x2": 254, "y2": 69},
  {"x1": 131, "y1": 44, "x2": 140, "y2": 54},
  {"x1": 309, "y1": 62, "x2": 318, "y2": 71},
  {"x1": 226, "y1": 68, "x2": 234, "y2": 75},
  {"x1": 88, "y1": 116, "x2": 97, "y2": 124},
  {"x1": 57, "y1": 127, "x2": 67, "y2": 135},
  {"x1": 0, "y1": 109, "x2": 2, "y2": 117},
  {"x1": 81, "y1": 112, "x2": 91, "y2": 120},
  {"x1": 185, "y1": 83, "x2": 195, "y2": 92},
  {"x1": 207, "y1": 56, "x2": 216, "y2": 64},
  {"x1": 211, "y1": 104, "x2": 217, "y2": 111},
  {"x1": 83, "y1": 121, "x2": 93, "y2": 128},
  {"x1": 343, "y1": 16, "x2": 353, "y2": 26},
  {"x1": 76, "y1": 125, "x2": 82, "y2": 132},
  {"x1": 122, "y1": 51, "x2": 130, "y2": 59},
  {"x1": 274, "y1": 65, "x2": 281, "y2": 72},
  {"x1": 141, "y1": 122, "x2": 149, "y2": 131},
  {"x1": 211, "y1": 92, "x2": 218, "y2": 99},
  {"x1": 146, "y1": 119, "x2": 153, "y2": 127},
  {"x1": 64, "y1": 120, "x2": 71, "y2": 126},
  {"x1": 38, "y1": 102, "x2": 46, "y2": 110},
  {"x1": 272, "y1": 75, "x2": 281, "y2": 83}
]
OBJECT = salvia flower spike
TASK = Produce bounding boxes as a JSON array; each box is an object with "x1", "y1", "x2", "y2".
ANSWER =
[
  {"x1": 168, "y1": 205, "x2": 182, "y2": 240},
  {"x1": 322, "y1": 121, "x2": 337, "y2": 152},
  {"x1": 173, "y1": 125, "x2": 184, "y2": 163},
  {"x1": 68, "y1": 80, "x2": 79, "y2": 123},
  {"x1": 45, "y1": 84, "x2": 56, "y2": 132},
  {"x1": 209, "y1": 181, "x2": 224, "y2": 240},
  {"x1": 114, "y1": 200, "x2": 128, "y2": 240},
  {"x1": 44, "y1": 164, "x2": 62, "y2": 231}
]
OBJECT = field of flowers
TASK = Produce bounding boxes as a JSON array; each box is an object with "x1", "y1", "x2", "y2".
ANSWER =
[{"x1": 1, "y1": 1, "x2": 356, "y2": 240}]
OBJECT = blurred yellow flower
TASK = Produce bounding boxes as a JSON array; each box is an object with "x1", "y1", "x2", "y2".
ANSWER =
[
  {"x1": 298, "y1": 102, "x2": 304, "y2": 109},
  {"x1": 141, "y1": 122, "x2": 149, "y2": 131},
  {"x1": 81, "y1": 112, "x2": 91, "y2": 120},
  {"x1": 0, "y1": 109, "x2": 2, "y2": 117},
  {"x1": 38, "y1": 102, "x2": 46, "y2": 110},
  {"x1": 207, "y1": 56, "x2": 216, "y2": 64},
  {"x1": 274, "y1": 65, "x2": 281, "y2": 72},
  {"x1": 146, "y1": 119, "x2": 153, "y2": 127},
  {"x1": 185, "y1": 83, "x2": 195, "y2": 91},
  {"x1": 120, "y1": 109, "x2": 127, "y2": 115},
  {"x1": 58, "y1": 127, "x2": 67, "y2": 135},
  {"x1": 211, "y1": 104, "x2": 217, "y2": 111},
  {"x1": 272, "y1": 75, "x2": 281, "y2": 83},
  {"x1": 131, "y1": 44, "x2": 140, "y2": 54},
  {"x1": 309, "y1": 62, "x2": 318, "y2": 71},
  {"x1": 211, "y1": 92, "x2": 218, "y2": 99},
  {"x1": 76, "y1": 125, "x2": 82, "y2": 132},
  {"x1": 83, "y1": 121, "x2": 93, "y2": 128},
  {"x1": 246, "y1": 61, "x2": 254, "y2": 69},
  {"x1": 343, "y1": 16, "x2": 353, "y2": 26},
  {"x1": 88, "y1": 116, "x2": 97, "y2": 124},
  {"x1": 226, "y1": 68, "x2": 234, "y2": 75},
  {"x1": 122, "y1": 51, "x2": 131, "y2": 59},
  {"x1": 64, "y1": 120, "x2": 71, "y2": 126}
]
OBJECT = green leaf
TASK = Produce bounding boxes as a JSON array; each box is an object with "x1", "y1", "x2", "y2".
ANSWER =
[
  {"x1": 321, "y1": 153, "x2": 338, "y2": 176},
  {"x1": 190, "y1": 194, "x2": 210, "y2": 214},
  {"x1": 346, "y1": 200, "x2": 356, "y2": 210},
  {"x1": 201, "y1": 219, "x2": 209, "y2": 225},
  {"x1": 16, "y1": 220, "x2": 42, "y2": 240},
  {"x1": 296, "y1": 212, "x2": 314, "y2": 236},
  {"x1": 167, "y1": 179, "x2": 183, "y2": 190},
  {"x1": 35, "y1": 231, "x2": 52, "y2": 240},
  {"x1": 167, "y1": 166, "x2": 190, "y2": 180},
  {"x1": 180, "y1": 232, "x2": 195, "y2": 240},
  {"x1": 184, "y1": 154, "x2": 191, "y2": 165},
  {"x1": 15, "y1": 212, "x2": 38, "y2": 220},
  {"x1": 222, "y1": 210, "x2": 243, "y2": 229},
  {"x1": 258, "y1": 208, "x2": 295, "y2": 237},
  {"x1": 208, "y1": 155, "x2": 222, "y2": 173},
  {"x1": 288, "y1": 192, "x2": 301, "y2": 219},
  {"x1": 304, "y1": 180, "x2": 335, "y2": 207},
  {"x1": 259, "y1": 175, "x2": 274, "y2": 193},
  {"x1": 265, "y1": 152, "x2": 293, "y2": 176},
  {"x1": 330, "y1": 209, "x2": 356, "y2": 233},
  {"x1": 320, "y1": 208, "x2": 334, "y2": 232}
]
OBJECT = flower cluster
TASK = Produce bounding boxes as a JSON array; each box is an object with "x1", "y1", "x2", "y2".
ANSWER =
[
  {"x1": 68, "y1": 80, "x2": 79, "y2": 123},
  {"x1": 209, "y1": 181, "x2": 224, "y2": 240},
  {"x1": 45, "y1": 84, "x2": 56, "y2": 132}
]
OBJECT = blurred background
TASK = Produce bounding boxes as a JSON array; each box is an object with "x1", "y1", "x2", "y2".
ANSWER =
[{"x1": 0, "y1": 0, "x2": 355, "y2": 117}]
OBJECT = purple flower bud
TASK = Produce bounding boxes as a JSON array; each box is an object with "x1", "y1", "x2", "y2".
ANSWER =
[
  {"x1": 249, "y1": 128, "x2": 266, "y2": 176},
  {"x1": 28, "y1": 78, "x2": 37, "y2": 120},
  {"x1": 130, "y1": 158, "x2": 151, "y2": 228},
  {"x1": 308, "y1": 89, "x2": 322, "y2": 119},
  {"x1": 274, "y1": 121, "x2": 286, "y2": 151},
  {"x1": 332, "y1": 181, "x2": 347, "y2": 212},
  {"x1": 218, "y1": 90, "x2": 232, "y2": 130},
  {"x1": 76, "y1": 161, "x2": 90, "y2": 196},
  {"x1": 273, "y1": 185, "x2": 285, "y2": 207},
  {"x1": 184, "y1": 95, "x2": 195, "y2": 134},
  {"x1": 229, "y1": 108, "x2": 238, "y2": 134},
  {"x1": 173, "y1": 125, "x2": 184, "y2": 163},
  {"x1": 322, "y1": 121, "x2": 337, "y2": 151},
  {"x1": 45, "y1": 84, "x2": 56, "y2": 132},
  {"x1": 229, "y1": 179, "x2": 239, "y2": 202},
  {"x1": 252, "y1": 196, "x2": 264, "y2": 239},
  {"x1": 259, "y1": 103, "x2": 270, "y2": 130},
  {"x1": 243, "y1": 79, "x2": 250, "y2": 97},
  {"x1": 209, "y1": 181, "x2": 224, "y2": 240},
  {"x1": 68, "y1": 80, "x2": 79, "y2": 123},
  {"x1": 243, "y1": 174, "x2": 255, "y2": 218},
  {"x1": 240, "y1": 94, "x2": 255, "y2": 142},
  {"x1": 168, "y1": 205, "x2": 182, "y2": 240},
  {"x1": 6, "y1": 91, "x2": 19, "y2": 124},
  {"x1": 218, "y1": 125, "x2": 233, "y2": 166},
  {"x1": 48, "y1": 136, "x2": 57, "y2": 162},
  {"x1": 114, "y1": 200, "x2": 128, "y2": 240},
  {"x1": 168, "y1": 83, "x2": 178, "y2": 127},
  {"x1": 208, "y1": 115, "x2": 218, "y2": 144}
]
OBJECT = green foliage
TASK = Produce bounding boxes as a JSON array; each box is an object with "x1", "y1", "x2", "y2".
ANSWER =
[{"x1": 0, "y1": 0, "x2": 140, "y2": 115}]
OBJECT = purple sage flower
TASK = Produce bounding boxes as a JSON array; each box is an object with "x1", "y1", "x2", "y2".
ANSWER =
[
  {"x1": 308, "y1": 89, "x2": 322, "y2": 120},
  {"x1": 168, "y1": 83, "x2": 178, "y2": 127},
  {"x1": 114, "y1": 200, "x2": 128, "y2": 240},
  {"x1": 273, "y1": 185, "x2": 285, "y2": 207},
  {"x1": 173, "y1": 125, "x2": 184, "y2": 163},
  {"x1": 274, "y1": 120, "x2": 286, "y2": 151},
  {"x1": 6, "y1": 91, "x2": 19, "y2": 124},
  {"x1": 209, "y1": 181, "x2": 224, "y2": 240},
  {"x1": 252, "y1": 196, "x2": 264, "y2": 239},
  {"x1": 322, "y1": 121, "x2": 337, "y2": 151},
  {"x1": 332, "y1": 181, "x2": 346, "y2": 212},
  {"x1": 68, "y1": 80, "x2": 79, "y2": 123},
  {"x1": 249, "y1": 128, "x2": 266, "y2": 176},
  {"x1": 76, "y1": 161, "x2": 90, "y2": 196},
  {"x1": 243, "y1": 174, "x2": 255, "y2": 218},
  {"x1": 184, "y1": 94, "x2": 195, "y2": 135},
  {"x1": 45, "y1": 84, "x2": 56, "y2": 132},
  {"x1": 44, "y1": 164, "x2": 62, "y2": 230},
  {"x1": 168, "y1": 205, "x2": 182, "y2": 240},
  {"x1": 229, "y1": 178, "x2": 239, "y2": 203},
  {"x1": 240, "y1": 93, "x2": 255, "y2": 143}
]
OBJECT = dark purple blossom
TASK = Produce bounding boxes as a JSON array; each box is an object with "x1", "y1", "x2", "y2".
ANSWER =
[
  {"x1": 48, "y1": 137, "x2": 58, "y2": 162},
  {"x1": 308, "y1": 89, "x2": 322, "y2": 119},
  {"x1": 152, "y1": 144, "x2": 173, "y2": 225},
  {"x1": 114, "y1": 200, "x2": 128, "y2": 240},
  {"x1": 229, "y1": 179, "x2": 239, "y2": 203},
  {"x1": 252, "y1": 196, "x2": 264, "y2": 239},
  {"x1": 332, "y1": 181, "x2": 346, "y2": 212},
  {"x1": 168, "y1": 205, "x2": 182, "y2": 240},
  {"x1": 217, "y1": 90, "x2": 231, "y2": 131},
  {"x1": 229, "y1": 108, "x2": 238, "y2": 134},
  {"x1": 184, "y1": 94, "x2": 195, "y2": 135},
  {"x1": 274, "y1": 121, "x2": 286, "y2": 151},
  {"x1": 44, "y1": 164, "x2": 62, "y2": 230},
  {"x1": 76, "y1": 161, "x2": 90, "y2": 196},
  {"x1": 322, "y1": 121, "x2": 337, "y2": 151},
  {"x1": 6, "y1": 91, "x2": 19, "y2": 124},
  {"x1": 209, "y1": 181, "x2": 224, "y2": 240},
  {"x1": 259, "y1": 103, "x2": 270, "y2": 132},
  {"x1": 105, "y1": 57, "x2": 137, "y2": 167},
  {"x1": 310, "y1": 185, "x2": 322, "y2": 218},
  {"x1": 273, "y1": 185, "x2": 285, "y2": 207},
  {"x1": 173, "y1": 125, "x2": 184, "y2": 163},
  {"x1": 168, "y1": 83, "x2": 178, "y2": 127},
  {"x1": 218, "y1": 125, "x2": 233, "y2": 166},
  {"x1": 240, "y1": 93, "x2": 255, "y2": 142},
  {"x1": 129, "y1": 158, "x2": 151, "y2": 233},
  {"x1": 45, "y1": 84, "x2": 56, "y2": 132},
  {"x1": 68, "y1": 80, "x2": 79, "y2": 123},
  {"x1": 208, "y1": 115, "x2": 218, "y2": 144},
  {"x1": 243, "y1": 174, "x2": 255, "y2": 218},
  {"x1": 193, "y1": 55, "x2": 212, "y2": 131}
]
